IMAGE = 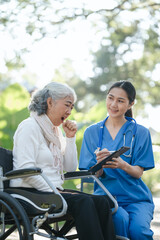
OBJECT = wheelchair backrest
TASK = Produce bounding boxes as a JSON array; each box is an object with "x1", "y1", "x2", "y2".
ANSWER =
[{"x1": 0, "y1": 147, "x2": 13, "y2": 189}]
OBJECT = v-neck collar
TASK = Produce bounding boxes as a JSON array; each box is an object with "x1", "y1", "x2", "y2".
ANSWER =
[{"x1": 104, "y1": 121, "x2": 129, "y2": 141}]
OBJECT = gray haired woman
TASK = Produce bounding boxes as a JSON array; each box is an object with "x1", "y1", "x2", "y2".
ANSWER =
[{"x1": 11, "y1": 82, "x2": 116, "y2": 240}]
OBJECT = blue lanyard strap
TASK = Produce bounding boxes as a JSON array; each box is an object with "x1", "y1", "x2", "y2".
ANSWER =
[{"x1": 97, "y1": 116, "x2": 109, "y2": 150}]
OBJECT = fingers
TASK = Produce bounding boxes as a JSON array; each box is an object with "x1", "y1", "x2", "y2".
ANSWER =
[
  {"x1": 103, "y1": 162, "x2": 116, "y2": 168},
  {"x1": 62, "y1": 120, "x2": 77, "y2": 138},
  {"x1": 103, "y1": 157, "x2": 122, "y2": 169},
  {"x1": 62, "y1": 120, "x2": 77, "y2": 131},
  {"x1": 96, "y1": 149, "x2": 119, "y2": 169},
  {"x1": 96, "y1": 148, "x2": 110, "y2": 156},
  {"x1": 96, "y1": 148, "x2": 110, "y2": 162}
]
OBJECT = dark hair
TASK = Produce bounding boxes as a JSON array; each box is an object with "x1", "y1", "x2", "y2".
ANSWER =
[{"x1": 107, "y1": 81, "x2": 136, "y2": 118}]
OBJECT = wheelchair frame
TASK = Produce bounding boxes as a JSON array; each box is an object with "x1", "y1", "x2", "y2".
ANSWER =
[{"x1": 0, "y1": 147, "x2": 129, "y2": 240}]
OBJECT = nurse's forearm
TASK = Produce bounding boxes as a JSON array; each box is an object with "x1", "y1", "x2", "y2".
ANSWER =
[{"x1": 122, "y1": 163, "x2": 144, "y2": 179}]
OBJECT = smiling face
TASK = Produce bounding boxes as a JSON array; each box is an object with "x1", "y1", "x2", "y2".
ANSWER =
[
  {"x1": 106, "y1": 87, "x2": 134, "y2": 119},
  {"x1": 46, "y1": 96, "x2": 74, "y2": 126}
]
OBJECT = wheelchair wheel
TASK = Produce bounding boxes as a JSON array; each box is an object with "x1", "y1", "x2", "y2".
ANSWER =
[{"x1": 0, "y1": 191, "x2": 33, "y2": 240}]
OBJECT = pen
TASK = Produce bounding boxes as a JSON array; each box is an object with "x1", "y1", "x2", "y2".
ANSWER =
[{"x1": 94, "y1": 149, "x2": 115, "y2": 154}]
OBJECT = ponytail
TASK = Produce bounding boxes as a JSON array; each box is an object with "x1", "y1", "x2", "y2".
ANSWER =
[{"x1": 125, "y1": 109, "x2": 133, "y2": 118}]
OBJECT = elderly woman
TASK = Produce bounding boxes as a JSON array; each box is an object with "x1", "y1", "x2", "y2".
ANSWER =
[{"x1": 10, "y1": 82, "x2": 116, "y2": 240}]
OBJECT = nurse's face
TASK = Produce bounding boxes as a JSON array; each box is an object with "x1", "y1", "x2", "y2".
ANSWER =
[
  {"x1": 106, "y1": 87, "x2": 133, "y2": 118},
  {"x1": 46, "y1": 96, "x2": 74, "y2": 126}
]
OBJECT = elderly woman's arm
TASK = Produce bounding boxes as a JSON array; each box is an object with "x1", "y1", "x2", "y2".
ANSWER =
[
  {"x1": 61, "y1": 120, "x2": 78, "y2": 172},
  {"x1": 63, "y1": 136, "x2": 78, "y2": 172}
]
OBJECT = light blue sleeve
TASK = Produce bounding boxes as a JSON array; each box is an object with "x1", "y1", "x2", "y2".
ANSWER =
[
  {"x1": 79, "y1": 126, "x2": 98, "y2": 170},
  {"x1": 132, "y1": 125, "x2": 155, "y2": 170}
]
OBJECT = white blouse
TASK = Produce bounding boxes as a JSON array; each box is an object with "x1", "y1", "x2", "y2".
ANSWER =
[{"x1": 10, "y1": 117, "x2": 78, "y2": 191}]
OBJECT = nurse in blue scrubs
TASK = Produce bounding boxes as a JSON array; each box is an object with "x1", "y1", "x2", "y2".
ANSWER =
[{"x1": 79, "y1": 81, "x2": 155, "y2": 240}]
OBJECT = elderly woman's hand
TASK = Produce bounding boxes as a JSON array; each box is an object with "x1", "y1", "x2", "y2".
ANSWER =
[{"x1": 62, "y1": 120, "x2": 77, "y2": 138}]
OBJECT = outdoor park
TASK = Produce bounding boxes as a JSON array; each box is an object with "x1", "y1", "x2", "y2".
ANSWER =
[{"x1": 0, "y1": 0, "x2": 160, "y2": 239}]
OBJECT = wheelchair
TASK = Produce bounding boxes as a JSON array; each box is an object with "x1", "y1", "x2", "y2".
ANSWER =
[{"x1": 0, "y1": 146, "x2": 129, "y2": 240}]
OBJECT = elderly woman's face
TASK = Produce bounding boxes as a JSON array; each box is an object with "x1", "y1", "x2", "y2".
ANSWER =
[{"x1": 46, "y1": 96, "x2": 74, "y2": 126}]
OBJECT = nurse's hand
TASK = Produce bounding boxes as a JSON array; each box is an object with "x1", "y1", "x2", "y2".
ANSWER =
[
  {"x1": 96, "y1": 149, "x2": 125, "y2": 169},
  {"x1": 96, "y1": 148, "x2": 111, "y2": 163},
  {"x1": 62, "y1": 120, "x2": 77, "y2": 138},
  {"x1": 104, "y1": 157, "x2": 144, "y2": 179},
  {"x1": 104, "y1": 156, "x2": 126, "y2": 169}
]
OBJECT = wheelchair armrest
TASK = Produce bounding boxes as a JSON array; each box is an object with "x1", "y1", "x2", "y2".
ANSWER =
[
  {"x1": 64, "y1": 170, "x2": 94, "y2": 179},
  {"x1": 64, "y1": 171, "x2": 118, "y2": 214},
  {"x1": 4, "y1": 168, "x2": 42, "y2": 180},
  {"x1": 2, "y1": 168, "x2": 68, "y2": 218}
]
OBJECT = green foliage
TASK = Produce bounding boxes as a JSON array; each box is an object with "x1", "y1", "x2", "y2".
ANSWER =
[
  {"x1": 62, "y1": 179, "x2": 81, "y2": 191},
  {"x1": 83, "y1": 101, "x2": 107, "y2": 122},
  {"x1": 1, "y1": 0, "x2": 160, "y2": 114},
  {"x1": 0, "y1": 83, "x2": 30, "y2": 149}
]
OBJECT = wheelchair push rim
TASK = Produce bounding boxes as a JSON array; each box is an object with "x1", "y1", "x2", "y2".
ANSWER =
[{"x1": 0, "y1": 191, "x2": 33, "y2": 240}]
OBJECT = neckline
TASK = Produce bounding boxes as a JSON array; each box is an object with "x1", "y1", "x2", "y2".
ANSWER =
[{"x1": 104, "y1": 120, "x2": 129, "y2": 141}]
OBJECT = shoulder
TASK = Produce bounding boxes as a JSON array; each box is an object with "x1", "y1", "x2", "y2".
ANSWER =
[
  {"x1": 134, "y1": 122, "x2": 152, "y2": 143},
  {"x1": 129, "y1": 121, "x2": 150, "y2": 134},
  {"x1": 15, "y1": 117, "x2": 41, "y2": 136},
  {"x1": 136, "y1": 123, "x2": 150, "y2": 135},
  {"x1": 19, "y1": 117, "x2": 40, "y2": 129}
]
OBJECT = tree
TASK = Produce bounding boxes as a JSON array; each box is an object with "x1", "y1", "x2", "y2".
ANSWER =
[
  {"x1": 1, "y1": 1, "x2": 159, "y2": 40},
  {"x1": 84, "y1": 19, "x2": 160, "y2": 114},
  {"x1": 0, "y1": 0, "x2": 160, "y2": 112}
]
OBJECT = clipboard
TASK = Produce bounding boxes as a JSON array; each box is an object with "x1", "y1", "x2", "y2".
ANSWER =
[
  {"x1": 64, "y1": 146, "x2": 130, "y2": 178},
  {"x1": 89, "y1": 146, "x2": 130, "y2": 173}
]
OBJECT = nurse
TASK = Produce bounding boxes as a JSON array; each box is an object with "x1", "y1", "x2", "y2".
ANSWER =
[{"x1": 79, "y1": 81, "x2": 155, "y2": 240}]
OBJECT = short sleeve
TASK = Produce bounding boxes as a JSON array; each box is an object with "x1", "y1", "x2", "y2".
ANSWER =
[
  {"x1": 79, "y1": 128, "x2": 97, "y2": 170},
  {"x1": 132, "y1": 126, "x2": 154, "y2": 171}
]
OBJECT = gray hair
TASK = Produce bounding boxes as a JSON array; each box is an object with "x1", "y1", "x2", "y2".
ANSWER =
[{"x1": 28, "y1": 82, "x2": 77, "y2": 115}]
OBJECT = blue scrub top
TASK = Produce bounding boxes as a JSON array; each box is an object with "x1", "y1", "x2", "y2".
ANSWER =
[{"x1": 79, "y1": 120, "x2": 155, "y2": 206}]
